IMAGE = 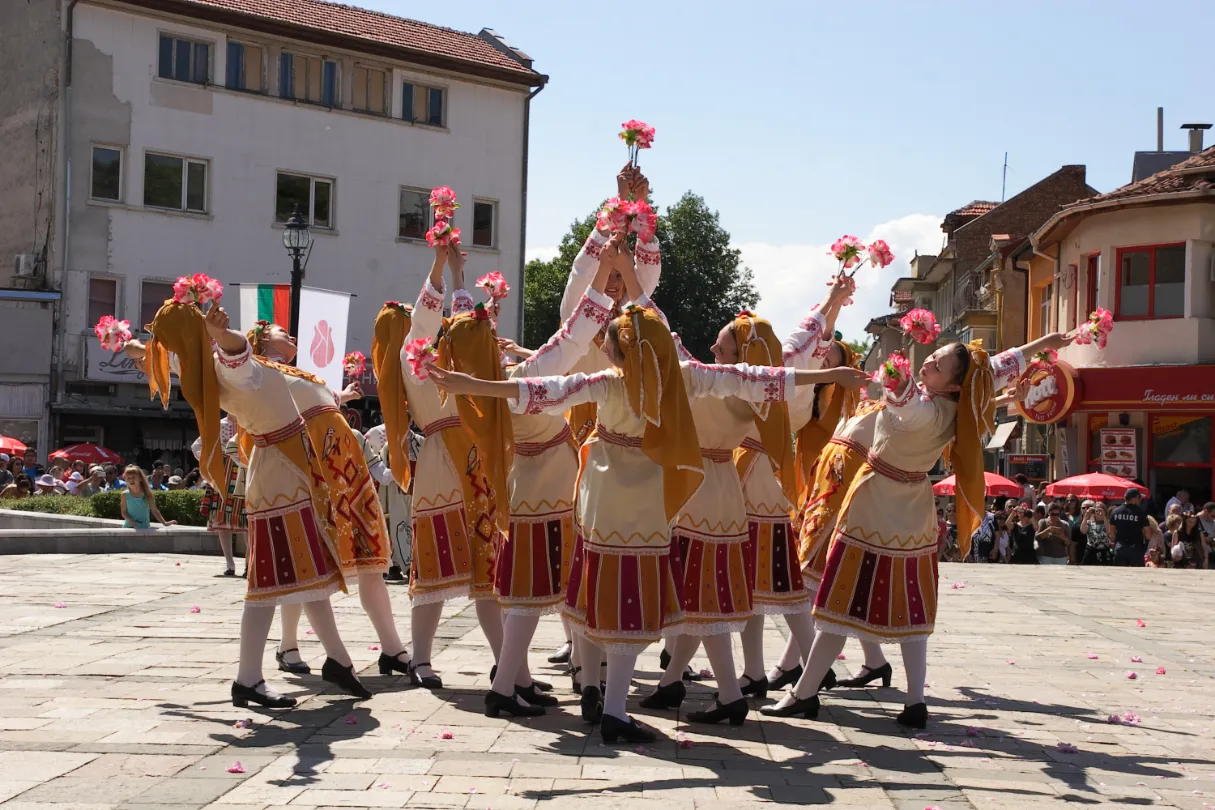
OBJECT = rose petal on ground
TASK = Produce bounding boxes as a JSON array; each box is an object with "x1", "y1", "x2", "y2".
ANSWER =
[
  {"x1": 1131, "y1": 656, "x2": 1143, "y2": 663},
  {"x1": 440, "y1": 730, "x2": 454, "y2": 739},
  {"x1": 837, "y1": 654, "x2": 846, "y2": 660},
  {"x1": 54, "y1": 602, "x2": 66, "y2": 608},
  {"x1": 1127, "y1": 671, "x2": 1138, "y2": 680},
  {"x1": 190, "y1": 606, "x2": 201, "y2": 614},
  {"x1": 227, "y1": 762, "x2": 246, "y2": 773},
  {"x1": 1156, "y1": 667, "x2": 1166, "y2": 675},
  {"x1": 1087, "y1": 653, "x2": 1099, "y2": 659},
  {"x1": 1136, "y1": 619, "x2": 1146, "y2": 627}
]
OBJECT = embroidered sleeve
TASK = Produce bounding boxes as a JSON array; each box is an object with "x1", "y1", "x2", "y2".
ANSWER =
[
  {"x1": 190, "y1": 436, "x2": 202, "y2": 462},
  {"x1": 219, "y1": 416, "x2": 238, "y2": 446},
  {"x1": 515, "y1": 287, "x2": 614, "y2": 377},
  {"x1": 635, "y1": 236, "x2": 662, "y2": 300},
  {"x1": 559, "y1": 229, "x2": 611, "y2": 321},
  {"x1": 988, "y1": 348, "x2": 1026, "y2": 391},
  {"x1": 782, "y1": 309, "x2": 828, "y2": 365},
  {"x1": 407, "y1": 278, "x2": 445, "y2": 343},
  {"x1": 883, "y1": 382, "x2": 937, "y2": 431},
  {"x1": 684, "y1": 361, "x2": 795, "y2": 403},
  {"x1": 510, "y1": 370, "x2": 616, "y2": 415},
  {"x1": 451, "y1": 288, "x2": 476, "y2": 315},
  {"x1": 212, "y1": 339, "x2": 262, "y2": 391}
]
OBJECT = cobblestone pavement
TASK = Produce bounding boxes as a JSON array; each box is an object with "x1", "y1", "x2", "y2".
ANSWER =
[{"x1": 0, "y1": 554, "x2": 1212, "y2": 809}]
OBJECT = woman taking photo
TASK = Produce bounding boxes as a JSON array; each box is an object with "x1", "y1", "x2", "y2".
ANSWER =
[{"x1": 1079, "y1": 501, "x2": 1113, "y2": 565}]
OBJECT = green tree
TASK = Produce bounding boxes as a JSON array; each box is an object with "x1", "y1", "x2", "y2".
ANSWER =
[
  {"x1": 844, "y1": 337, "x2": 872, "y2": 358},
  {"x1": 522, "y1": 192, "x2": 758, "y2": 360}
]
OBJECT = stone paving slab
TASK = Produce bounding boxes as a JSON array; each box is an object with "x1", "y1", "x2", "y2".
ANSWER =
[{"x1": 0, "y1": 555, "x2": 1212, "y2": 808}]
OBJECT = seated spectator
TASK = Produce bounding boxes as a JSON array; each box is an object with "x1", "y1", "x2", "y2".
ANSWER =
[
  {"x1": 35, "y1": 474, "x2": 64, "y2": 495},
  {"x1": 1165, "y1": 489, "x2": 1195, "y2": 516},
  {"x1": 1145, "y1": 547, "x2": 1164, "y2": 568},
  {"x1": 20, "y1": 449, "x2": 43, "y2": 480},
  {"x1": 63, "y1": 471, "x2": 86, "y2": 496},
  {"x1": 1171, "y1": 513, "x2": 1209, "y2": 570},
  {"x1": 0, "y1": 453, "x2": 13, "y2": 488},
  {"x1": 166, "y1": 475, "x2": 183, "y2": 491},
  {"x1": 103, "y1": 464, "x2": 126, "y2": 491},
  {"x1": 0, "y1": 475, "x2": 32, "y2": 499},
  {"x1": 147, "y1": 468, "x2": 169, "y2": 491}
]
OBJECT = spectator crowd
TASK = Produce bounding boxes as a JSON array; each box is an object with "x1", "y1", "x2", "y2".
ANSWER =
[{"x1": 0, "y1": 450, "x2": 203, "y2": 501}]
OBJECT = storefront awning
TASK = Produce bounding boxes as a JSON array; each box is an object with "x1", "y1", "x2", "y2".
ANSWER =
[{"x1": 987, "y1": 420, "x2": 1018, "y2": 450}]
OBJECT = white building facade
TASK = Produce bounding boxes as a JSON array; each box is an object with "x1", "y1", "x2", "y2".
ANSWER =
[{"x1": 4, "y1": 0, "x2": 544, "y2": 466}]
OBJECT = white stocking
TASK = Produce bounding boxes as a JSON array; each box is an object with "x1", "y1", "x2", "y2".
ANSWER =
[
  {"x1": 236, "y1": 602, "x2": 279, "y2": 697},
  {"x1": 659, "y1": 635, "x2": 700, "y2": 687},
  {"x1": 780, "y1": 631, "x2": 845, "y2": 705},
  {"x1": 410, "y1": 601, "x2": 443, "y2": 680},
  {"x1": 491, "y1": 613, "x2": 539, "y2": 695},
  {"x1": 862, "y1": 640, "x2": 888, "y2": 670},
  {"x1": 218, "y1": 532, "x2": 235, "y2": 571},
  {"x1": 357, "y1": 570, "x2": 407, "y2": 661},
  {"x1": 278, "y1": 603, "x2": 304, "y2": 665},
  {"x1": 474, "y1": 599, "x2": 503, "y2": 662},
  {"x1": 604, "y1": 651, "x2": 637, "y2": 722},
  {"x1": 577, "y1": 633, "x2": 602, "y2": 692},
  {"x1": 900, "y1": 638, "x2": 927, "y2": 705},
  {"x1": 302, "y1": 600, "x2": 351, "y2": 667},
  {"x1": 772, "y1": 634, "x2": 802, "y2": 679},
  {"x1": 773, "y1": 612, "x2": 816, "y2": 680},
  {"x1": 740, "y1": 616, "x2": 766, "y2": 681},
  {"x1": 702, "y1": 634, "x2": 743, "y2": 704}
]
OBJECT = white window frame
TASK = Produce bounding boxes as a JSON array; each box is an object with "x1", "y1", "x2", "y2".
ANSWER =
[
  {"x1": 142, "y1": 150, "x2": 208, "y2": 214},
  {"x1": 157, "y1": 31, "x2": 213, "y2": 85},
  {"x1": 352, "y1": 62, "x2": 389, "y2": 115},
  {"x1": 279, "y1": 50, "x2": 340, "y2": 106},
  {"x1": 397, "y1": 185, "x2": 434, "y2": 241},
  {"x1": 139, "y1": 277, "x2": 178, "y2": 332},
  {"x1": 471, "y1": 197, "x2": 499, "y2": 249},
  {"x1": 275, "y1": 171, "x2": 335, "y2": 229},
  {"x1": 401, "y1": 79, "x2": 447, "y2": 128},
  {"x1": 225, "y1": 40, "x2": 265, "y2": 93},
  {"x1": 89, "y1": 144, "x2": 124, "y2": 203},
  {"x1": 86, "y1": 274, "x2": 122, "y2": 327}
]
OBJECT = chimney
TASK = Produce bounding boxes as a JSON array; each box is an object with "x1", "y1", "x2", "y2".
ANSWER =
[
  {"x1": 1157, "y1": 107, "x2": 1164, "y2": 151},
  {"x1": 1181, "y1": 123, "x2": 1212, "y2": 154}
]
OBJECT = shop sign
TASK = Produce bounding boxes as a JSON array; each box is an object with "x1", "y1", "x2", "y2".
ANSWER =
[
  {"x1": 1016, "y1": 360, "x2": 1081, "y2": 425},
  {"x1": 1150, "y1": 415, "x2": 1206, "y2": 438},
  {"x1": 1077, "y1": 365, "x2": 1215, "y2": 411},
  {"x1": 1006, "y1": 453, "x2": 1050, "y2": 482},
  {"x1": 84, "y1": 342, "x2": 176, "y2": 384},
  {"x1": 1098, "y1": 428, "x2": 1137, "y2": 479}
]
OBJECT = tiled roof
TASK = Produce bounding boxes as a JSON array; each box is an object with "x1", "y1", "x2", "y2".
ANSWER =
[
  {"x1": 172, "y1": 0, "x2": 539, "y2": 79},
  {"x1": 1081, "y1": 145, "x2": 1215, "y2": 204},
  {"x1": 950, "y1": 200, "x2": 999, "y2": 217}
]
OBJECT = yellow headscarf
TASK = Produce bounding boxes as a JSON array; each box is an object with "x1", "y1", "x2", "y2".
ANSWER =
[
  {"x1": 731, "y1": 313, "x2": 796, "y2": 504},
  {"x1": 245, "y1": 320, "x2": 271, "y2": 357},
  {"x1": 947, "y1": 340, "x2": 996, "y2": 560},
  {"x1": 794, "y1": 340, "x2": 861, "y2": 498},
  {"x1": 371, "y1": 302, "x2": 412, "y2": 492},
  {"x1": 615, "y1": 305, "x2": 704, "y2": 522},
  {"x1": 144, "y1": 302, "x2": 225, "y2": 489},
  {"x1": 438, "y1": 303, "x2": 514, "y2": 533}
]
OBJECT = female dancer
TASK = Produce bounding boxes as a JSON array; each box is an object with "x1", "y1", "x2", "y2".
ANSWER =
[
  {"x1": 127, "y1": 301, "x2": 368, "y2": 707},
  {"x1": 193, "y1": 414, "x2": 246, "y2": 576},
  {"x1": 430, "y1": 286, "x2": 869, "y2": 743},
  {"x1": 761, "y1": 331, "x2": 1072, "y2": 728},
  {"x1": 384, "y1": 245, "x2": 508, "y2": 689},
  {"x1": 240, "y1": 323, "x2": 411, "y2": 684}
]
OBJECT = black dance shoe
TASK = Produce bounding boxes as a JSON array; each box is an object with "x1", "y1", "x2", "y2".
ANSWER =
[
  {"x1": 407, "y1": 662, "x2": 443, "y2": 690},
  {"x1": 837, "y1": 662, "x2": 893, "y2": 688},
  {"x1": 377, "y1": 652, "x2": 411, "y2": 676},
  {"x1": 639, "y1": 680, "x2": 686, "y2": 711},
  {"x1": 275, "y1": 648, "x2": 311, "y2": 675},
  {"x1": 739, "y1": 674, "x2": 769, "y2": 699},
  {"x1": 485, "y1": 689, "x2": 545, "y2": 718},
  {"x1": 515, "y1": 683, "x2": 559, "y2": 707},
  {"x1": 758, "y1": 694, "x2": 820, "y2": 720},
  {"x1": 232, "y1": 680, "x2": 296, "y2": 709},
  {"x1": 820, "y1": 668, "x2": 839, "y2": 691},
  {"x1": 687, "y1": 698, "x2": 748, "y2": 726},
  {"x1": 896, "y1": 702, "x2": 929, "y2": 729},
  {"x1": 547, "y1": 641, "x2": 572, "y2": 664},
  {"x1": 601, "y1": 713, "x2": 657, "y2": 744},
  {"x1": 769, "y1": 664, "x2": 803, "y2": 690},
  {"x1": 321, "y1": 658, "x2": 372, "y2": 700},
  {"x1": 580, "y1": 686, "x2": 604, "y2": 724}
]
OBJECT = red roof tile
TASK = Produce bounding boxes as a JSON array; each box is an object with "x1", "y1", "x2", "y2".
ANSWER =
[
  {"x1": 174, "y1": 0, "x2": 539, "y2": 79},
  {"x1": 1081, "y1": 145, "x2": 1215, "y2": 204},
  {"x1": 950, "y1": 200, "x2": 999, "y2": 217}
]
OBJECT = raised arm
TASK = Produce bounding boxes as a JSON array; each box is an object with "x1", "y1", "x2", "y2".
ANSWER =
[
  {"x1": 430, "y1": 366, "x2": 617, "y2": 416},
  {"x1": 513, "y1": 286, "x2": 614, "y2": 377},
  {"x1": 204, "y1": 305, "x2": 261, "y2": 390},
  {"x1": 683, "y1": 362, "x2": 868, "y2": 403}
]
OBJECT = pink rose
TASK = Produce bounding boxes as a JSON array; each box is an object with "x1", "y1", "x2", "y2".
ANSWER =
[
  {"x1": 898, "y1": 308, "x2": 941, "y2": 345},
  {"x1": 872, "y1": 352, "x2": 911, "y2": 391},
  {"x1": 476, "y1": 271, "x2": 510, "y2": 301},
  {"x1": 867, "y1": 239, "x2": 895, "y2": 268},
  {"x1": 830, "y1": 235, "x2": 864, "y2": 268},
  {"x1": 343, "y1": 351, "x2": 366, "y2": 378},
  {"x1": 426, "y1": 219, "x2": 460, "y2": 247},
  {"x1": 311, "y1": 320, "x2": 335, "y2": 367},
  {"x1": 429, "y1": 186, "x2": 460, "y2": 220},
  {"x1": 404, "y1": 337, "x2": 438, "y2": 381}
]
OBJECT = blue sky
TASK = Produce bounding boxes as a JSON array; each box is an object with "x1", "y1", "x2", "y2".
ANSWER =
[{"x1": 377, "y1": 0, "x2": 1214, "y2": 341}]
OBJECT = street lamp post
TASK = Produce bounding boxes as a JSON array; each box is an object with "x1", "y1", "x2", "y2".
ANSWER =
[{"x1": 282, "y1": 205, "x2": 313, "y2": 350}]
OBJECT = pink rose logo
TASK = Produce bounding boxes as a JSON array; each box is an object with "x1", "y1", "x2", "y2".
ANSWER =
[{"x1": 311, "y1": 320, "x2": 334, "y2": 367}]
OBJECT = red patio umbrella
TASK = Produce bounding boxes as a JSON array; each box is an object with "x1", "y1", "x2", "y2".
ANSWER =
[
  {"x1": 932, "y1": 472, "x2": 1023, "y2": 498},
  {"x1": 0, "y1": 436, "x2": 28, "y2": 455},
  {"x1": 48, "y1": 444, "x2": 123, "y2": 467},
  {"x1": 1044, "y1": 473, "x2": 1148, "y2": 500}
]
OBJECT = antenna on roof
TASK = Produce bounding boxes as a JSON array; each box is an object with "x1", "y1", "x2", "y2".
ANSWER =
[{"x1": 1001, "y1": 152, "x2": 1008, "y2": 202}]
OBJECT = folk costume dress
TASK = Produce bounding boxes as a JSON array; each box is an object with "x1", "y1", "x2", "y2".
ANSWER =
[
  {"x1": 733, "y1": 311, "x2": 834, "y2": 615},
  {"x1": 496, "y1": 286, "x2": 615, "y2": 614},
  {"x1": 400, "y1": 281, "x2": 501, "y2": 604},
  {"x1": 509, "y1": 308, "x2": 797, "y2": 654},
  {"x1": 154, "y1": 329, "x2": 345, "y2": 605},
  {"x1": 559, "y1": 228, "x2": 661, "y2": 445},
  {"x1": 812, "y1": 348, "x2": 1025, "y2": 642},
  {"x1": 275, "y1": 368, "x2": 392, "y2": 574},
  {"x1": 195, "y1": 415, "x2": 248, "y2": 532}
]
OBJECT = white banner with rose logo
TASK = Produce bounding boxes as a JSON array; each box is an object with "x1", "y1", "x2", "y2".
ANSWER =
[{"x1": 238, "y1": 284, "x2": 351, "y2": 391}]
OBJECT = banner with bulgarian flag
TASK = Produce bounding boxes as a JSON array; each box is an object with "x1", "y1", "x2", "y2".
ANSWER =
[{"x1": 238, "y1": 284, "x2": 352, "y2": 390}]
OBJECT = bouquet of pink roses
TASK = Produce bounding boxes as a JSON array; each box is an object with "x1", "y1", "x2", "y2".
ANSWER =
[
  {"x1": 1074, "y1": 308, "x2": 1113, "y2": 349},
  {"x1": 597, "y1": 196, "x2": 628, "y2": 233},
  {"x1": 94, "y1": 315, "x2": 132, "y2": 352},
  {"x1": 343, "y1": 351, "x2": 366, "y2": 378},
  {"x1": 871, "y1": 351, "x2": 911, "y2": 392},
  {"x1": 172, "y1": 273, "x2": 224, "y2": 307},
  {"x1": 476, "y1": 271, "x2": 510, "y2": 302},
  {"x1": 404, "y1": 337, "x2": 438, "y2": 381},
  {"x1": 619, "y1": 119, "x2": 655, "y2": 168},
  {"x1": 830, "y1": 236, "x2": 895, "y2": 278},
  {"x1": 1026, "y1": 348, "x2": 1058, "y2": 376},
  {"x1": 426, "y1": 219, "x2": 460, "y2": 248},
  {"x1": 429, "y1": 186, "x2": 460, "y2": 220},
  {"x1": 898, "y1": 308, "x2": 941, "y2": 345},
  {"x1": 623, "y1": 200, "x2": 658, "y2": 243}
]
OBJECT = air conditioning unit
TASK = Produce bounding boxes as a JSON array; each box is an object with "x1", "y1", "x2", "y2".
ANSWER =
[{"x1": 13, "y1": 254, "x2": 36, "y2": 276}]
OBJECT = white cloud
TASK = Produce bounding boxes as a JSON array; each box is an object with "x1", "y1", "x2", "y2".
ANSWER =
[
  {"x1": 736, "y1": 213, "x2": 944, "y2": 345},
  {"x1": 526, "y1": 245, "x2": 560, "y2": 263}
]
